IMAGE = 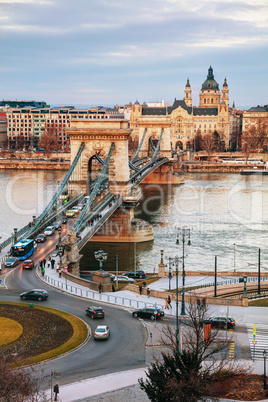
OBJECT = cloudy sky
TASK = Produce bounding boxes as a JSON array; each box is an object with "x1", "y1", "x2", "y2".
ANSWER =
[{"x1": 1, "y1": 0, "x2": 267, "y2": 109}]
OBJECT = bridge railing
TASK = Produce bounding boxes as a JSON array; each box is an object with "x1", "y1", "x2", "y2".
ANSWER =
[{"x1": 43, "y1": 272, "x2": 165, "y2": 311}]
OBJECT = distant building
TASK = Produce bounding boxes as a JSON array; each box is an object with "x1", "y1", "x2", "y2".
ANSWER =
[
  {"x1": 130, "y1": 65, "x2": 230, "y2": 150},
  {"x1": 242, "y1": 105, "x2": 268, "y2": 132},
  {"x1": 0, "y1": 113, "x2": 7, "y2": 147},
  {"x1": 6, "y1": 106, "x2": 125, "y2": 150},
  {"x1": 0, "y1": 100, "x2": 49, "y2": 108}
]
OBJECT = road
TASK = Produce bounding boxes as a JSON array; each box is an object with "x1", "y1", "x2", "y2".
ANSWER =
[{"x1": 0, "y1": 230, "x2": 147, "y2": 387}]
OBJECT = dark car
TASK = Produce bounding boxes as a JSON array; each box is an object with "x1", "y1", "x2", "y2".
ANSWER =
[
  {"x1": 35, "y1": 234, "x2": 47, "y2": 243},
  {"x1": 60, "y1": 216, "x2": 67, "y2": 224},
  {"x1": 132, "y1": 308, "x2": 165, "y2": 320},
  {"x1": 85, "y1": 306, "x2": 105, "y2": 319},
  {"x1": 20, "y1": 289, "x2": 48, "y2": 301},
  {"x1": 202, "y1": 317, "x2": 236, "y2": 329},
  {"x1": 22, "y1": 259, "x2": 34, "y2": 270},
  {"x1": 5, "y1": 257, "x2": 19, "y2": 268},
  {"x1": 52, "y1": 221, "x2": 61, "y2": 230},
  {"x1": 124, "y1": 270, "x2": 146, "y2": 279}
]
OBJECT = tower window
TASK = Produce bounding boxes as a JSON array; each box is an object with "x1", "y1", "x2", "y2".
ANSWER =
[
  {"x1": 211, "y1": 99, "x2": 213, "y2": 104},
  {"x1": 204, "y1": 99, "x2": 206, "y2": 104},
  {"x1": 186, "y1": 93, "x2": 188, "y2": 98}
]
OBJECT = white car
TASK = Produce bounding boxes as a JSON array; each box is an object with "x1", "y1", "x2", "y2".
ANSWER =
[
  {"x1": 72, "y1": 206, "x2": 80, "y2": 213},
  {"x1": 44, "y1": 226, "x2": 55, "y2": 236},
  {"x1": 111, "y1": 275, "x2": 135, "y2": 283},
  {"x1": 94, "y1": 325, "x2": 110, "y2": 340}
]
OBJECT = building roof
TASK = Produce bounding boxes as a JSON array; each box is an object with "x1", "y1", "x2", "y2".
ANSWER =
[
  {"x1": 141, "y1": 99, "x2": 218, "y2": 117},
  {"x1": 201, "y1": 66, "x2": 219, "y2": 90},
  {"x1": 246, "y1": 105, "x2": 268, "y2": 113},
  {"x1": 192, "y1": 107, "x2": 218, "y2": 116}
]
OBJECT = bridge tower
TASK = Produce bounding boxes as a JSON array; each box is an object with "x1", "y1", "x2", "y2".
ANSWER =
[{"x1": 67, "y1": 120, "x2": 131, "y2": 197}]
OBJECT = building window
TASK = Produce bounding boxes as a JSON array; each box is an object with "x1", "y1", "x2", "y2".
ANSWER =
[
  {"x1": 204, "y1": 99, "x2": 206, "y2": 104},
  {"x1": 211, "y1": 99, "x2": 213, "y2": 104}
]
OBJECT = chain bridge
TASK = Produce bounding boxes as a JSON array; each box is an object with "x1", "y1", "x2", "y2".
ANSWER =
[{"x1": 0, "y1": 119, "x2": 183, "y2": 274}]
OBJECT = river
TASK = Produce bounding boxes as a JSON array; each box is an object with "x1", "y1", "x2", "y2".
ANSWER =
[{"x1": 0, "y1": 170, "x2": 267, "y2": 274}]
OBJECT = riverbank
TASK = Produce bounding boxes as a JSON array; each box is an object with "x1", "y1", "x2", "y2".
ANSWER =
[{"x1": 0, "y1": 159, "x2": 70, "y2": 170}]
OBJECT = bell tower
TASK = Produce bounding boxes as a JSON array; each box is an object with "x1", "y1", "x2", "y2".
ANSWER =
[
  {"x1": 184, "y1": 78, "x2": 192, "y2": 107},
  {"x1": 221, "y1": 77, "x2": 229, "y2": 108}
]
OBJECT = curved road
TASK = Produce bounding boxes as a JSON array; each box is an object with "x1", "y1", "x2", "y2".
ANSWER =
[{"x1": 0, "y1": 236, "x2": 147, "y2": 386}]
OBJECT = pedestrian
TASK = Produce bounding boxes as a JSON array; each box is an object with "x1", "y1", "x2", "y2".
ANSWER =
[
  {"x1": 51, "y1": 259, "x2": 55, "y2": 269},
  {"x1": 139, "y1": 285, "x2": 142, "y2": 295},
  {"x1": 43, "y1": 258, "x2": 46, "y2": 268},
  {"x1": 56, "y1": 263, "x2": 59, "y2": 272},
  {"x1": 58, "y1": 268, "x2": 62, "y2": 278},
  {"x1": 112, "y1": 284, "x2": 115, "y2": 292},
  {"x1": 98, "y1": 283, "x2": 102, "y2": 294},
  {"x1": 165, "y1": 298, "x2": 169, "y2": 309},
  {"x1": 42, "y1": 267, "x2": 45, "y2": 277},
  {"x1": 143, "y1": 281, "x2": 146, "y2": 288},
  {"x1": 147, "y1": 288, "x2": 150, "y2": 298},
  {"x1": 53, "y1": 383, "x2": 59, "y2": 401},
  {"x1": 40, "y1": 260, "x2": 43, "y2": 269},
  {"x1": 168, "y1": 295, "x2": 172, "y2": 309}
]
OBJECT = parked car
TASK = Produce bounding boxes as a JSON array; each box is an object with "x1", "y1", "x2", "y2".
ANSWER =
[
  {"x1": 85, "y1": 306, "x2": 105, "y2": 319},
  {"x1": 22, "y1": 259, "x2": 34, "y2": 270},
  {"x1": 124, "y1": 270, "x2": 146, "y2": 279},
  {"x1": 132, "y1": 308, "x2": 165, "y2": 320},
  {"x1": 35, "y1": 234, "x2": 47, "y2": 243},
  {"x1": 94, "y1": 325, "x2": 110, "y2": 340},
  {"x1": 66, "y1": 210, "x2": 75, "y2": 218},
  {"x1": 202, "y1": 317, "x2": 236, "y2": 329},
  {"x1": 5, "y1": 257, "x2": 19, "y2": 268},
  {"x1": 44, "y1": 226, "x2": 55, "y2": 236},
  {"x1": 20, "y1": 289, "x2": 48, "y2": 301},
  {"x1": 52, "y1": 221, "x2": 61, "y2": 230},
  {"x1": 110, "y1": 275, "x2": 135, "y2": 283},
  {"x1": 60, "y1": 216, "x2": 67, "y2": 224}
]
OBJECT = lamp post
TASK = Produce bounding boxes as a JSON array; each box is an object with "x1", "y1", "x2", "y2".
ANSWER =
[
  {"x1": 243, "y1": 275, "x2": 248, "y2": 296},
  {"x1": 176, "y1": 228, "x2": 191, "y2": 316},
  {"x1": 263, "y1": 350, "x2": 267, "y2": 391},
  {"x1": 94, "y1": 249, "x2": 108, "y2": 270},
  {"x1": 174, "y1": 255, "x2": 180, "y2": 353},
  {"x1": 234, "y1": 243, "x2": 236, "y2": 272},
  {"x1": 134, "y1": 242, "x2": 137, "y2": 276},
  {"x1": 258, "y1": 248, "x2": 261, "y2": 296},
  {"x1": 168, "y1": 257, "x2": 173, "y2": 291}
]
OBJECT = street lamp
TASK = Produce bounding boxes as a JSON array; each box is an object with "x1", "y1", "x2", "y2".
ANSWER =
[
  {"x1": 243, "y1": 275, "x2": 248, "y2": 296},
  {"x1": 167, "y1": 255, "x2": 181, "y2": 353},
  {"x1": 94, "y1": 249, "x2": 108, "y2": 270},
  {"x1": 176, "y1": 228, "x2": 191, "y2": 315},
  {"x1": 264, "y1": 350, "x2": 267, "y2": 391}
]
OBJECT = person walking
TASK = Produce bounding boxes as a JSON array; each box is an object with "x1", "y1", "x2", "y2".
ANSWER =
[
  {"x1": 168, "y1": 295, "x2": 172, "y2": 309},
  {"x1": 42, "y1": 267, "x2": 45, "y2": 277},
  {"x1": 58, "y1": 268, "x2": 62, "y2": 278},
  {"x1": 165, "y1": 298, "x2": 169, "y2": 310},
  {"x1": 139, "y1": 285, "x2": 142, "y2": 295},
  {"x1": 53, "y1": 383, "x2": 59, "y2": 401},
  {"x1": 112, "y1": 284, "x2": 115, "y2": 292},
  {"x1": 56, "y1": 263, "x2": 59, "y2": 272},
  {"x1": 147, "y1": 288, "x2": 150, "y2": 298},
  {"x1": 40, "y1": 260, "x2": 43, "y2": 269},
  {"x1": 98, "y1": 283, "x2": 102, "y2": 294},
  {"x1": 51, "y1": 259, "x2": 55, "y2": 269},
  {"x1": 43, "y1": 258, "x2": 46, "y2": 268}
]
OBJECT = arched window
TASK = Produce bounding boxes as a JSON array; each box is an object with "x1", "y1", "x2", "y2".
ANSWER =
[
  {"x1": 204, "y1": 99, "x2": 206, "y2": 104},
  {"x1": 211, "y1": 99, "x2": 213, "y2": 104},
  {"x1": 186, "y1": 93, "x2": 189, "y2": 98}
]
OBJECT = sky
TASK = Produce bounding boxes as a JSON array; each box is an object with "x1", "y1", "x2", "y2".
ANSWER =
[{"x1": 0, "y1": 0, "x2": 268, "y2": 109}]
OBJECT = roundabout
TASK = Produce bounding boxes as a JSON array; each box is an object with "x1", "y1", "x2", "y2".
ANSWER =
[{"x1": 0, "y1": 302, "x2": 89, "y2": 366}]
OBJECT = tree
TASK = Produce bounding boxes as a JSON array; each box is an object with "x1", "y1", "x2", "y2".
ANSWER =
[
  {"x1": 38, "y1": 124, "x2": 61, "y2": 158},
  {"x1": 194, "y1": 130, "x2": 203, "y2": 152},
  {"x1": 0, "y1": 354, "x2": 46, "y2": 401},
  {"x1": 201, "y1": 133, "x2": 216, "y2": 159},
  {"x1": 242, "y1": 119, "x2": 268, "y2": 161},
  {"x1": 139, "y1": 298, "x2": 247, "y2": 401}
]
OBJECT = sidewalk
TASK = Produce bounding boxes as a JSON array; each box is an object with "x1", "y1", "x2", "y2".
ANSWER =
[{"x1": 38, "y1": 262, "x2": 268, "y2": 402}]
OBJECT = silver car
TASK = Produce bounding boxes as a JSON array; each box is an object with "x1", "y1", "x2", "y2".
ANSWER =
[
  {"x1": 44, "y1": 226, "x2": 55, "y2": 236},
  {"x1": 94, "y1": 325, "x2": 110, "y2": 340}
]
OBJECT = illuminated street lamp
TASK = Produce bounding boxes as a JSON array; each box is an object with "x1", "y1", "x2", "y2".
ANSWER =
[{"x1": 94, "y1": 249, "x2": 108, "y2": 270}]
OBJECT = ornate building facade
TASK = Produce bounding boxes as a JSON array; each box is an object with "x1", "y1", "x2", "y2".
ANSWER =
[{"x1": 130, "y1": 66, "x2": 230, "y2": 151}]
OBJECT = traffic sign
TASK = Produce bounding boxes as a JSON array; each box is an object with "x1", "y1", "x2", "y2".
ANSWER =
[
  {"x1": 253, "y1": 333, "x2": 256, "y2": 341},
  {"x1": 252, "y1": 340, "x2": 257, "y2": 345},
  {"x1": 150, "y1": 332, "x2": 152, "y2": 338},
  {"x1": 64, "y1": 265, "x2": 68, "y2": 273},
  {"x1": 0, "y1": 279, "x2": 2, "y2": 284},
  {"x1": 253, "y1": 324, "x2": 257, "y2": 335}
]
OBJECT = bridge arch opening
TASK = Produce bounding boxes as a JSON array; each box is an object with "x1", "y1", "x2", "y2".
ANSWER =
[
  {"x1": 148, "y1": 134, "x2": 160, "y2": 157},
  {"x1": 175, "y1": 141, "x2": 183, "y2": 150},
  {"x1": 87, "y1": 155, "x2": 104, "y2": 195}
]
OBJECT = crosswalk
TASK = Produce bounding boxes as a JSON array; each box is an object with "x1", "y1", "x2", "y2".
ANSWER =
[{"x1": 247, "y1": 323, "x2": 268, "y2": 360}]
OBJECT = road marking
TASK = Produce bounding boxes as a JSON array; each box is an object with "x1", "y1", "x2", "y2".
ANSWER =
[{"x1": 246, "y1": 323, "x2": 268, "y2": 360}]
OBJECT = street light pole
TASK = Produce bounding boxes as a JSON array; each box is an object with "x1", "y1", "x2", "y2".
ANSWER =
[
  {"x1": 264, "y1": 350, "x2": 267, "y2": 390},
  {"x1": 175, "y1": 256, "x2": 179, "y2": 353},
  {"x1": 176, "y1": 228, "x2": 191, "y2": 316},
  {"x1": 243, "y1": 275, "x2": 248, "y2": 296},
  {"x1": 134, "y1": 242, "x2": 137, "y2": 276},
  {"x1": 258, "y1": 248, "x2": 261, "y2": 296}
]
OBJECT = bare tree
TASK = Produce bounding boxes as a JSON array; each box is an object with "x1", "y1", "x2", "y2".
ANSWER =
[
  {"x1": 194, "y1": 129, "x2": 203, "y2": 152},
  {"x1": 139, "y1": 297, "x2": 248, "y2": 401},
  {"x1": 242, "y1": 119, "x2": 268, "y2": 162},
  {"x1": 202, "y1": 133, "x2": 215, "y2": 159},
  {"x1": 38, "y1": 123, "x2": 61, "y2": 158},
  {"x1": 0, "y1": 354, "x2": 46, "y2": 402}
]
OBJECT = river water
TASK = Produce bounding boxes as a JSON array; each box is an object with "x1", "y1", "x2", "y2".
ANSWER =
[{"x1": 0, "y1": 170, "x2": 267, "y2": 274}]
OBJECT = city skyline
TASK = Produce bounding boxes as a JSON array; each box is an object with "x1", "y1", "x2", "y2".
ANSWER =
[{"x1": 1, "y1": 0, "x2": 267, "y2": 109}]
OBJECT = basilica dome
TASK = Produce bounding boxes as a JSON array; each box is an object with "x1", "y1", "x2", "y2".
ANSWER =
[{"x1": 201, "y1": 66, "x2": 219, "y2": 90}]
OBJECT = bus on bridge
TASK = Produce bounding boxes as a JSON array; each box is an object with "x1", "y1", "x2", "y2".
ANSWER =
[{"x1": 11, "y1": 239, "x2": 35, "y2": 260}]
